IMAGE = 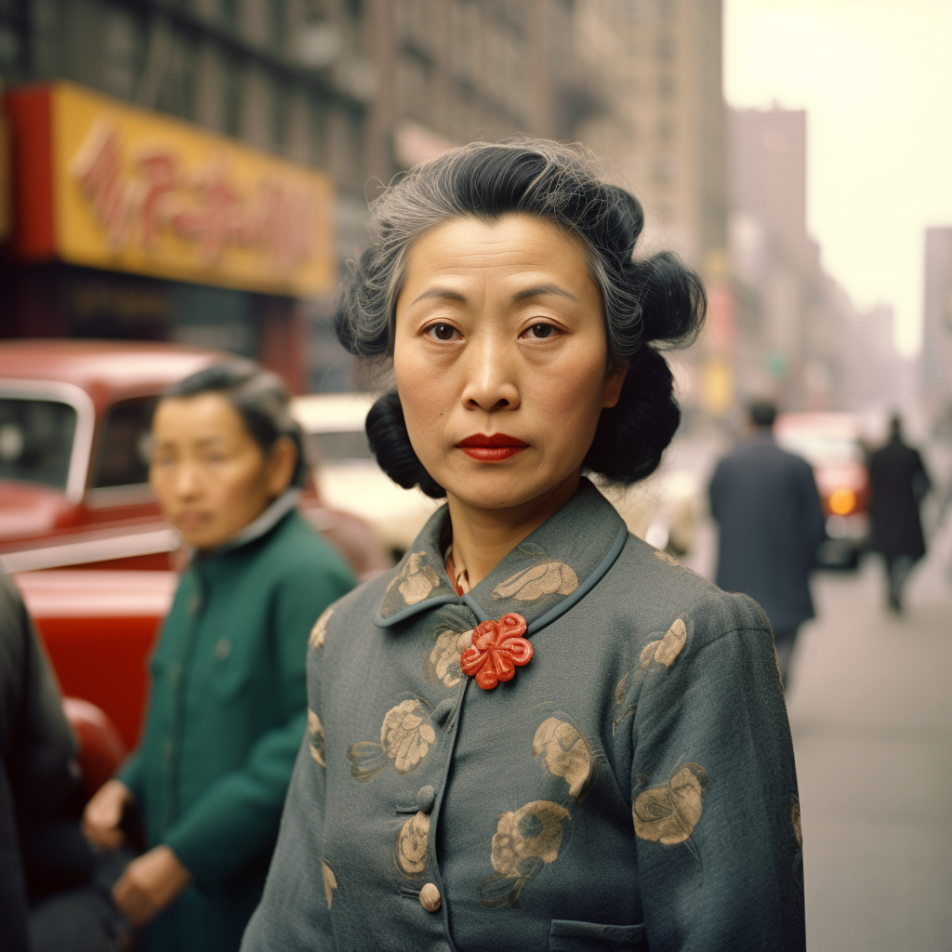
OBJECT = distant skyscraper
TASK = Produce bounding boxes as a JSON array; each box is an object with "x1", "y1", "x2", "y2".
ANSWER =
[
  {"x1": 922, "y1": 227, "x2": 952, "y2": 415},
  {"x1": 730, "y1": 108, "x2": 807, "y2": 263},
  {"x1": 572, "y1": 0, "x2": 727, "y2": 274}
]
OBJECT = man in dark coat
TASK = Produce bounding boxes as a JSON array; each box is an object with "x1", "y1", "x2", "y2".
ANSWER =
[
  {"x1": 867, "y1": 415, "x2": 931, "y2": 612},
  {"x1": 708, "y1": 400, "x2": 826, "y2": 687},
  {"x1": 0, "y1": 572, "x2": 92, "y2": 952}
]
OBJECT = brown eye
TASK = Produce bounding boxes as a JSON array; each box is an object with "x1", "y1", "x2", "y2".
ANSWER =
[
  {"x1": 525, "y1": 323, "x2": 555, "y2": 339},
  {"x1": 428, "y1": 323, "x2": 458, "y2": 341}
]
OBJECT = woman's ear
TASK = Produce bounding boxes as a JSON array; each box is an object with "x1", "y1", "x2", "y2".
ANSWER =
[
  {"x1": 265, "y1": 436, "x2": 298, "y2": 497},
  {"x1": 602, "y1": 360, "x2": 629, "y2": 409}
]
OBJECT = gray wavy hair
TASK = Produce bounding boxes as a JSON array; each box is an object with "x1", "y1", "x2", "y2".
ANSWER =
[{"x1": 335, "y1": 137, "x2": 703, "y2": 363}]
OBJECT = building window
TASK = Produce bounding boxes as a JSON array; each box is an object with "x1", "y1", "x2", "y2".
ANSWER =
[
  {"x1": 156, "y1": 31, "x2": 199, "y2": 121},
  {"x1": 271, "y1": 0, "x2": 288, "y2": 52},
  {"x1": 658, "y1": 74, "x2": 676, "y2": 100},
  {"x1": 220, "y1": 0, "x2": 239, "y2": 28},
  {"x1": 272, "y1": 84, "x2": 291, "y2": 153},
  {"x1": 102, "y1": 6, "x2": 143, "y2": 101},
  {"x1": 397, "y1": 52, "x2": 429, "y2": 123},
  {"x1": 224, "y1": 56, "x2": 242, "y2": 137},
  {"x1": 653, "y1": 156, "x2": 676, "y2": 184},
  {"x1": 193, "y1": 43, "x2": 228, "y2": 131},
  {"x1": 0, "y1": 24, "x2": 20, "y2": 78},
  {"x1": 657, "y1": 116, "x2": 675, "y2": 143},
  {"x1": 623, "y1": 0, "x2": 649, "y2": 22}
]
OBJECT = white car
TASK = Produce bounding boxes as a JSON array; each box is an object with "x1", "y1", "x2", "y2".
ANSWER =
[{"x1": 291, "y1": 393, "x2": 440, "y2": 559}]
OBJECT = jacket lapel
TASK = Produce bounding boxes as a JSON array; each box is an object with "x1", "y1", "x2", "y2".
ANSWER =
[{"x1": 374, "y1": 480, "x2": 628, "y2": 635}]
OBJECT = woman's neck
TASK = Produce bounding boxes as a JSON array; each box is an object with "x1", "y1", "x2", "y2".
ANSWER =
[{"x1": 446, "y1": 471, "x2": 582, "y2": 589}]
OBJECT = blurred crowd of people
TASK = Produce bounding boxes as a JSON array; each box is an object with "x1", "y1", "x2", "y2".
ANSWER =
[{"x1": 708, "y1": 399, "x2": 939, "y2": 691}]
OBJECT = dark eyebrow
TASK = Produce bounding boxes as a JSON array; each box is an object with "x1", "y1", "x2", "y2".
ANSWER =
[
  {"x1": 192, "y1": 436, "x2": 229, "y2": 448},
  {"x1": 513, "y1": 284, "x2": 580, "y2": 303},
  {"x1": 409, "y1": 283, "x2": 580, "y2": 308},
  {"x1": 409, "y1": 288, "x2": 466, "y2": 307}
]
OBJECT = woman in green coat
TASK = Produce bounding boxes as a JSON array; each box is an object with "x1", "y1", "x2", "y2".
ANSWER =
[{"x1": 82, "y1": 361, "x2": 355, "y2": 952}]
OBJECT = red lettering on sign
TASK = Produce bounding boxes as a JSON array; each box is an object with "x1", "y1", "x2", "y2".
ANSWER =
[{"x1": 69, "y1": 121, "x2": 325, "y2": 275}]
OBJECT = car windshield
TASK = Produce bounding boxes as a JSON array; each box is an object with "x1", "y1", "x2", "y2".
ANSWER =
[
  {"x1": 0, "y1": 397, "x2": 77, "y2": 489},
  {"x1": 308, "y1": 430, "x2": 376, "y2": 463},
  {"x1": 776, "y1": 431, "x2": 863, "y2": 466}
]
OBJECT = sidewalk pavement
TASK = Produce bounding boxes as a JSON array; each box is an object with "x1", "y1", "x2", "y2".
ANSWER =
[{"x1": 786, "y1": 547, "x2": 952, "y2": 952}]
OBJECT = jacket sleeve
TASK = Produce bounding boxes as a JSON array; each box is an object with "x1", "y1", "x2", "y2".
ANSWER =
[
  {"x1": 164, "y1": 556, "x2": 353, "y2": 889},
  {"x1": 631, "y1": 592, "x2": 805, "y2": 952},
  {"x1": 116, "y1": 749, "x2": 144, "y2": 802},
  {"x1": 240, "y1": 646, "x2": 335, "y2": 950}
]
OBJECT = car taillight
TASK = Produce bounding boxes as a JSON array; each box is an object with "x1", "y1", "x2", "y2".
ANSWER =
[{"x1": 828, "y1": 487, "x2": 857, "y2": 516}]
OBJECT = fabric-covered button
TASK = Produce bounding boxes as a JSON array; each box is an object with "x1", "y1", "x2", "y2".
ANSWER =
[
  {"x1": 419, "y1": 883, "x2": 441, "y2": 912},
  {"x1": 214, "y1": 637, "x2": 232, "y2": 660},
  {"x1": 189, "y1": 592, "x2": 202, "y2": 616},
  {"x1": 416, "y1": 785, "x2": 436, "y2": 814}
]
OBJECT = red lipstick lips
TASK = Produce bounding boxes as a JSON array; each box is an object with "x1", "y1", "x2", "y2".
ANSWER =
[{"x1": 457, "y1": 433, "x2": 529, "y2": 462}]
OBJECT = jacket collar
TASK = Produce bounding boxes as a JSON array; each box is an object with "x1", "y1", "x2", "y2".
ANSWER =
[{"x1": 374, "y1": 479, "x2": 628, "y2": 635}]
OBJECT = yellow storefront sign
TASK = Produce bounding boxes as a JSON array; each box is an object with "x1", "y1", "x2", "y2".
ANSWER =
[{"x1": 50, "y1": 83, "x2": 335, "y2": 296}]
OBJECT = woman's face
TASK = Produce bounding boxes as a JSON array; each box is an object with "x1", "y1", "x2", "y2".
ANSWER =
[
  {"x1": 393, "y1": 213, "x2": 627, "y2": 520},
  {"x1": 150, "y1": 392, "x2": 294, "y2": 550}
]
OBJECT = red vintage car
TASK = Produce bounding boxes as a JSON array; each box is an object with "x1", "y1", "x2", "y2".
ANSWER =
[
  {"x1": 17, "y1": 568, "x2": 176, "y2": 751},
  {"x1": 0, "y1": 340, "x2": 221, "y2": 572},
  {"x1": 1, "y1": 339, "x2": 389, "y2": 746},
  {"x1": 0, "y1": 339, "x2": 389, "y2": 575}
]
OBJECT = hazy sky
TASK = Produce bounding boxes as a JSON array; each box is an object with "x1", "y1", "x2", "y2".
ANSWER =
[{"x1": 723, "y1": 0, "x2": 952, "y2": 357}]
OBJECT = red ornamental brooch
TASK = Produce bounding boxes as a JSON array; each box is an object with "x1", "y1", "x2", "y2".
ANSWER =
[{"x1": 460, "y1": 613, "x2": 533, "y2": 690}]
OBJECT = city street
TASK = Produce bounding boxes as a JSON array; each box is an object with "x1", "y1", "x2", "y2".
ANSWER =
[
  {"x1": 672, "y1": 425, "x2": 952, "y2": 949},
  {"x1": 787, "y1": 549, "x2": 952, "y2": 951}
]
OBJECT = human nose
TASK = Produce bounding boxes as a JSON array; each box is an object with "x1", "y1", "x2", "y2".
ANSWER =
[
  {"x1": 459, "y1": 333, "x2": 520, "y2": 412},
  {"x1": 171, "y1": 459, "x2": 202, "y2": 499}
]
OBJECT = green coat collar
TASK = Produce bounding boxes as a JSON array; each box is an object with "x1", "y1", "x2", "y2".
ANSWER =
[{"x1": 373, "y1": 479, "x2": 628, "y2": 635}]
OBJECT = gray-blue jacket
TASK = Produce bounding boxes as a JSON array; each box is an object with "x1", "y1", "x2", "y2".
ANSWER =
[{"x1": 243, "y1": 480, "x2": 805, "y2": 951}]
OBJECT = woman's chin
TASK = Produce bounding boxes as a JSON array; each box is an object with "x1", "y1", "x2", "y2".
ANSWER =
[
  {"x1": 177, "y1": 526, "x2": 226, "y2": 551},
  {"x1": 445, "y1": 474, "x2": 579, "y2": 518}
]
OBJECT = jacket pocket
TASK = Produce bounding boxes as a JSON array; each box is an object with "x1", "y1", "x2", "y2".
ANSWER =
[{"x1": 549, "y1": 919, "x2": 648, "y2": 952}]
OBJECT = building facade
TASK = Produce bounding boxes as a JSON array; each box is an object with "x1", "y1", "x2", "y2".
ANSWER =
[
  {"x1": 1, "y1": 0, "x2": 728, "y2": 395},
  {"x1": 922, "y1": 226, "x2": 952, "y2": 431},
  {"x1": 727, "y1": 105, "x2": 903, "y2": 414},
  {"x1": 568, "y1": 0, "x2": 727, "y2": 416}
]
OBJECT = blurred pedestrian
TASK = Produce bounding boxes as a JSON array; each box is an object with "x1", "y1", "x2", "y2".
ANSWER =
[
  {"x1": 80, "y1": 361, "x2": 355, "y2": 952},
  {"x1": 867, "y1": 414, "x2": 931, "y2": 613},
  {"x1": 0, "y1": 572, "x2": 94, "y2": 952},
  {"x1": 708, "y1": 400, "x2": 826, "y2": 687}
]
